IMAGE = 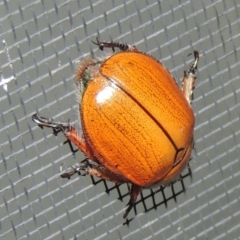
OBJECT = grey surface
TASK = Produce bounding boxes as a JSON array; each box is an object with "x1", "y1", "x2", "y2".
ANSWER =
[{"x1": 0, "y1": 0, "x2": 240, "y2": 239}]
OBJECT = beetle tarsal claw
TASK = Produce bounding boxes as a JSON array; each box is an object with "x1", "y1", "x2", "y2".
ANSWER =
[
  {"x1": 60, "y1": 165, "x2": 81, "y2": 178},
  {"x1": 32, "y1": 113, "x2": 70, "y2": 134},
  {"x1": 60, "y1": 159, "x2": 90, "y2": 178},
  {"x1": 185, "y1": 50, "x2": 199, "y2": 76}
]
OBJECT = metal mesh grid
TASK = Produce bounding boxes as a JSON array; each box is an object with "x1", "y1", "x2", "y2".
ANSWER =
[{"x1": 0, "y1": 0, "x2": 239, "y2": 239}]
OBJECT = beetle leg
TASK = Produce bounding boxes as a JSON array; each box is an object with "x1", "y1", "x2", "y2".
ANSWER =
[
  {"x1": 61, "y1": 159, "x2": 140, "y2": 218},
  {"x1": 182, "y1": 50, "x2": 199, "y2": 104},
  {"x1": 32, "y1": 113, "x2": 69, "y2": 135},
  {"x1": 61, "y1": 126, "x2": 95, "y2": 159},
  {"x1": 60, "y1": 158, "x2": 90, "y2": 178},
  {"x1": 92, "y1": 37, "x2": 138, "y2": 52},
  {"x1": 61, "y1": 158, "x2": 127, "y2": 184},
  {"x1": 32, "y1": 114, "x2": 94, "y2": 158},
  {"x1": 123, "y1": 184, "x2": 141, "y2": 219}
]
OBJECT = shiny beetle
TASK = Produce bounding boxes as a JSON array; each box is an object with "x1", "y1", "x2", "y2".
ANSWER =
[{"x1": 32, "y1": 38, "x2": 199, "y2": 218}]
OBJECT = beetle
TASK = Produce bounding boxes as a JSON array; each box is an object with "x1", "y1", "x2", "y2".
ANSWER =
[{"x1": 32, "y1": 37, "x2": 199, "y2": 218}]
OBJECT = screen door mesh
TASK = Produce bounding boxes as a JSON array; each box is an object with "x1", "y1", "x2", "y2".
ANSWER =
[{"x1": 0, "y1": 1, "x2": 240, "y2": 239}]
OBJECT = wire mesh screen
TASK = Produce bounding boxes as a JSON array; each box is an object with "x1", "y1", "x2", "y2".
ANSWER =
[{"x1": 0, "y1": 0, "x2": 239, "y2": 239}]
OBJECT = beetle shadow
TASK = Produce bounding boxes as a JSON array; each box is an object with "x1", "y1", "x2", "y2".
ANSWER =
[
  {"x1": 90, "y1": 165, "x2": 193, "y2": 225},
  {"x1": 127, "y1": 165, "x2": 192, "y2": 224}
]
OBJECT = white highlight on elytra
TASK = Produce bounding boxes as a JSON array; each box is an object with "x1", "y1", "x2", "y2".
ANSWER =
[{"x1": 96, "y1": 85, "x2": 116, "y2": 104}]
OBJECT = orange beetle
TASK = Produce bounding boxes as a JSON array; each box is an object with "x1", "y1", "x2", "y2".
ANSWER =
[{"x1": 32, "y1": 38, "x2": 199, "y2": 218}]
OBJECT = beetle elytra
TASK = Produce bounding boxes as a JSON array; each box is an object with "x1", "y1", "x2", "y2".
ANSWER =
[{"x1": 32, "y1": 38, "x2": 199, "y2": 218}]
